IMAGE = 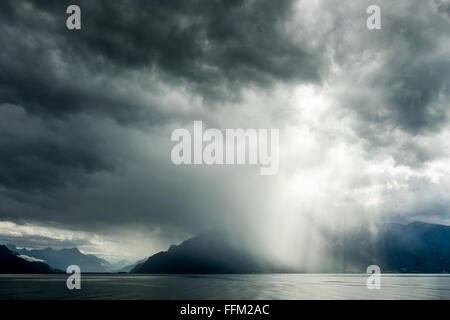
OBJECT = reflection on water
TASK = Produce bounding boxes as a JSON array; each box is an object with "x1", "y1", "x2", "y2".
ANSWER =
[{"x1": 0, "y1": 274, "x2": 449, "y2": 300}]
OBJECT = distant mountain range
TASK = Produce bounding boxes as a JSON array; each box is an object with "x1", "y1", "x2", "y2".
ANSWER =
[
  {"x1": 0, "y1": 245, "x2": 56, "y2": 273},
  {"x1": 133, "y1": 221, "x2": 450, "y2": 274},
  {"x1": 1, "y1": 221, "x2": 449, "y2": 274},
  {"x1": 5, "y1": 244, "x2": 114, "y2": 272}
]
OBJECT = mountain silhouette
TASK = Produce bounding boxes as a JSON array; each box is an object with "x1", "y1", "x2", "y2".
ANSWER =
[
  {"x1": 3, "y1": 221, "x2": 449, "y2": 274},
  {"x1": 0, "y1": 245, "x2": 56, "y2": 273},
  {"x1": 5, "y1": 245, "x2": 113, "y2": 272},
  {"x1": 133, "y1": 221, "x2": 450, "y2": 274},
  {"x1": 132, "y1": 231, "x2": 278, "y2": 273}
]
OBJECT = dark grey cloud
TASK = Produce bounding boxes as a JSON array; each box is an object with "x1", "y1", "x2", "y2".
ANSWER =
[
  {"x1": 0, "y1": 233, "x2": 90, "y2": 251},
  {"x1": 0, "y1": 104, "x2": 118, "y2": 193},
  {"x1": 376, "y1": 20, "x2": 450, "y2": 136},
  {"x1": 324, "y1": 0, "x2": 450, "y2": 168},
  {"x1": 66, "y1": 0, "x2": 323, "y2": 93},
  {"x1": 384, "y1": 59, "x2": 450, "y2": 133},
  {"x1": 0, "y1": 0, "x2": 325, "y2": 223},
  {"x1": 0, "y1": 0, "x2": 324, "y2": 123},
  {"x1": 436, "y1": 0, "x2": 450, "y2": 16}
]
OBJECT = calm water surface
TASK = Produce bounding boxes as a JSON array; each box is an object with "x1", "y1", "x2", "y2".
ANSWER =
[{"x1": 0, "y1": 274, "x2": 449, "y2": 300}]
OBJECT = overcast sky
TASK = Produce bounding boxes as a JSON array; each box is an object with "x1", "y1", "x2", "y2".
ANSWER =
[{"x1": 0, "y1": 0, "x2": 450, "y2": 262}]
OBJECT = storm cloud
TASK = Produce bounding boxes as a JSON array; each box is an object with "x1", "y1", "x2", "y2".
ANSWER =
[{"x1": 0, "y1": 0, "x2": 449, "y2": 262}]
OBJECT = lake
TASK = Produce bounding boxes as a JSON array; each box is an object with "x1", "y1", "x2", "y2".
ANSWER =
[{"x1": 0, "y1": 274, "x2": 449, "y2": 300}]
